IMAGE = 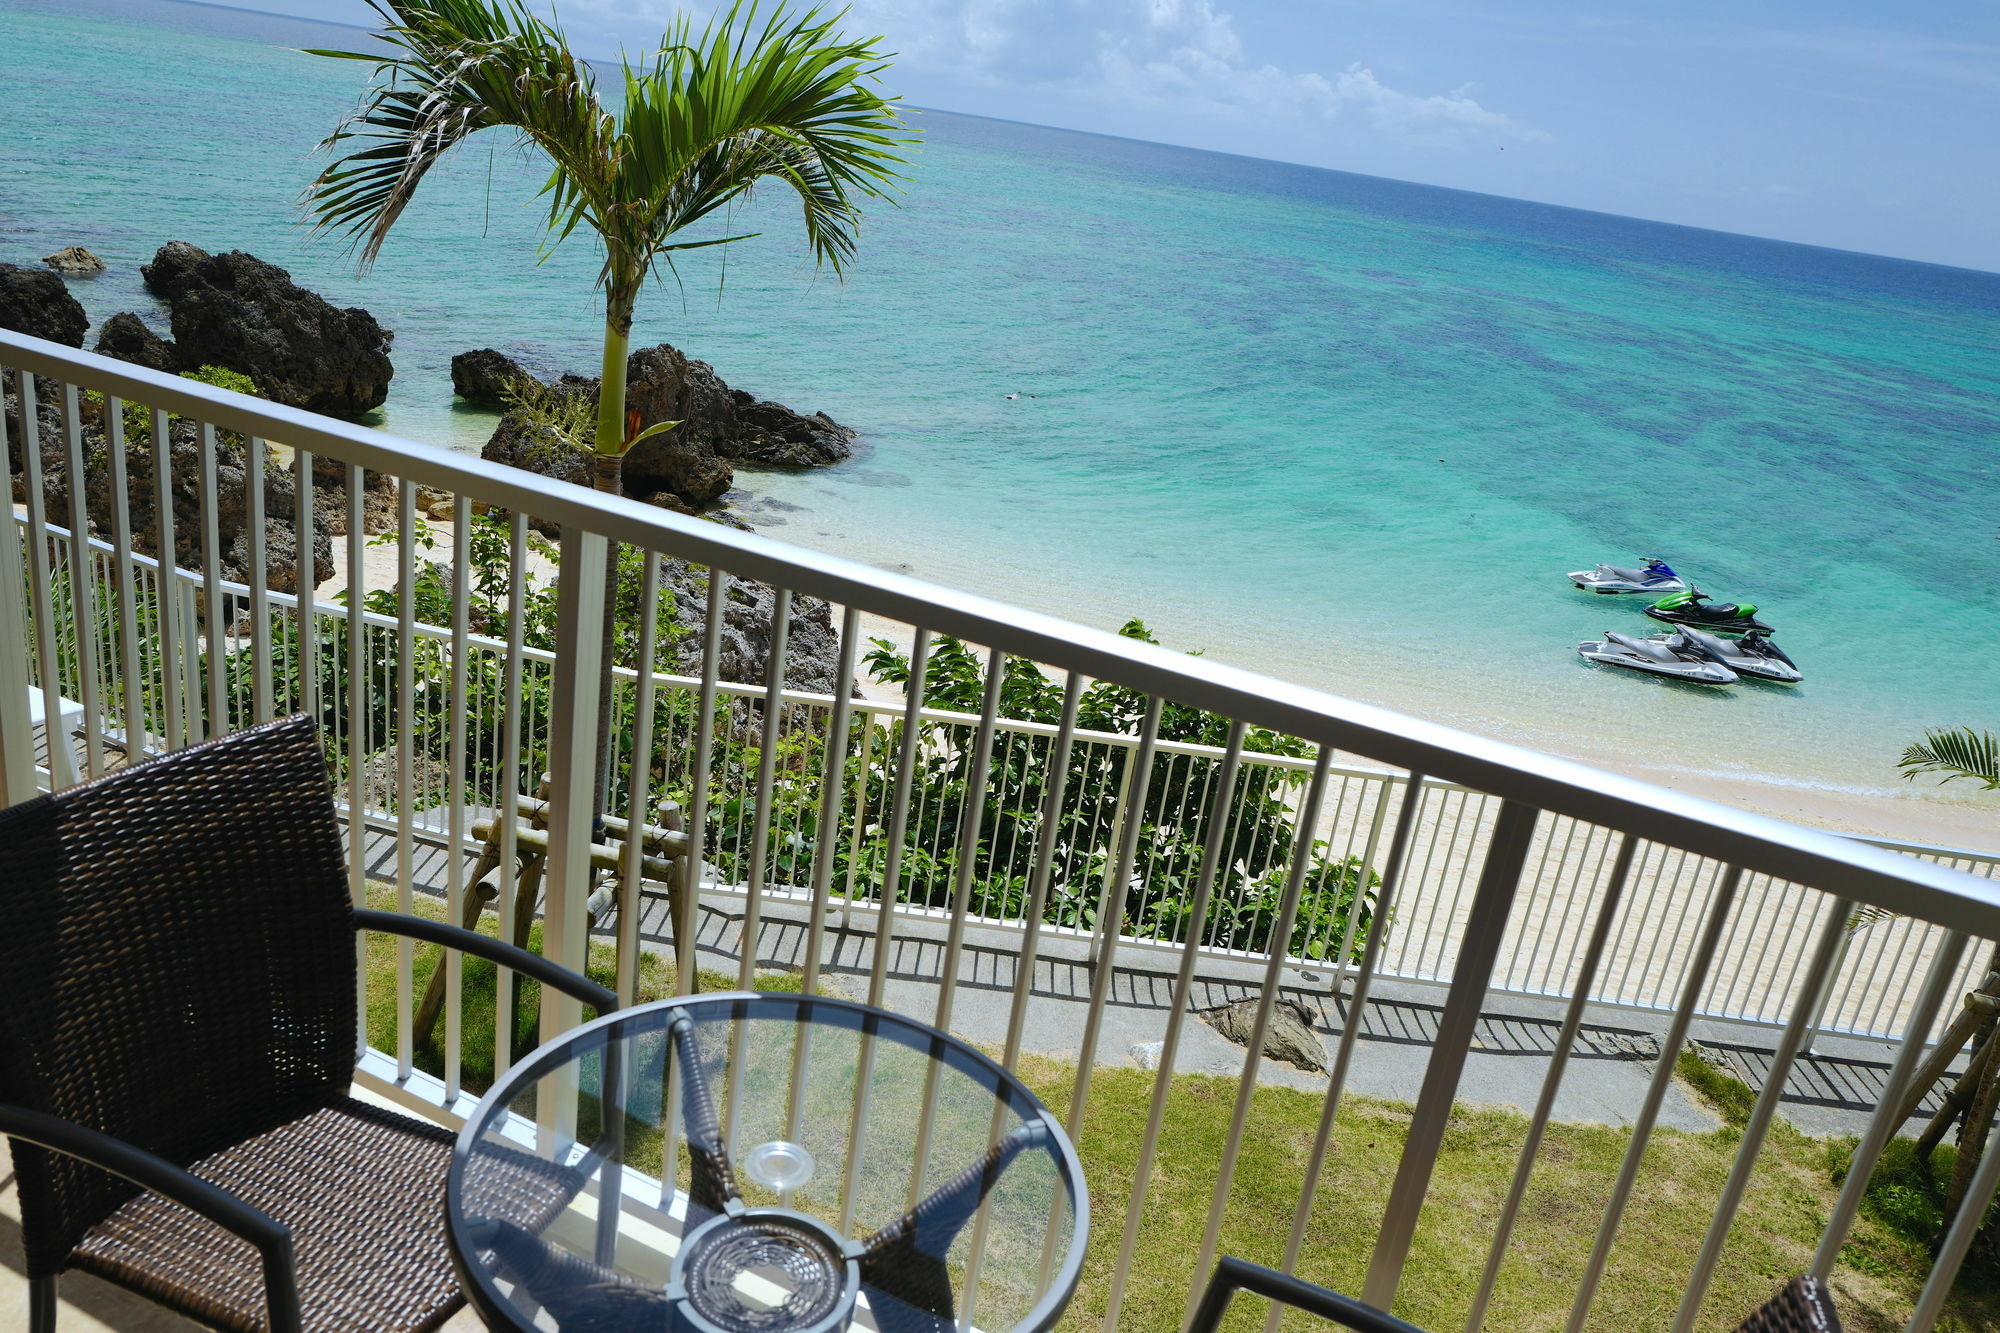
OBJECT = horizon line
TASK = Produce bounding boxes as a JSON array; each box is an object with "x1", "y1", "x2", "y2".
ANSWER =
[{"x1": 138, "y1": 0, "x2": 1999, "y2": 278}]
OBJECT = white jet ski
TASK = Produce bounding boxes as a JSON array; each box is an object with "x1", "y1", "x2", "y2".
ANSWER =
[
  {"x1": 1568, "y1": 556, "x2": 1688, "y2": 595},
  {"x1": 1672, "y1": 625, "x2": 1802, "y2": 683},
  {"x1": 1577, "y1": 628, "x2": 1738, "y2": 684}
]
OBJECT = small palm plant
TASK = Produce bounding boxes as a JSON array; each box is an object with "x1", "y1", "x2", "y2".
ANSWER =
[
  {"x1": 1900, "y1": 727, "x2": 2000, "y2": 791},
  {"x1": 1896, "y1": 725, "x2": 2000, "y2": 1238},
  {"x1": 305, "y1": 0, "x2": 913, "y2": 493}
]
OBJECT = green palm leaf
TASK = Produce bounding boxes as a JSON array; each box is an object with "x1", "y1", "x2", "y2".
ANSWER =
[{"x1": 1898, "y1": 727, "x2": 2000, "y2": 790}]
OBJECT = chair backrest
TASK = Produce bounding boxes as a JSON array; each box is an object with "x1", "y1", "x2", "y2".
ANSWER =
[
  {"x1": 1735, "y1": 1276, "x2": 1843, "y2": 1332},
  {"x1": 0, "y1": 715, "x2": 357, "y2": 1274}
]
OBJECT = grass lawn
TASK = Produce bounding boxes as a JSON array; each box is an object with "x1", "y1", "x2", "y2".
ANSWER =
[{"x1": 360, "y1": 888, "x2": 1997, "y2": 1331}]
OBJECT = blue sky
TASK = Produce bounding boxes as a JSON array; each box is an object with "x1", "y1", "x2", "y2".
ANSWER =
[{"x1": 238, "y1": 0, "x2": 2000, "y2": 272}]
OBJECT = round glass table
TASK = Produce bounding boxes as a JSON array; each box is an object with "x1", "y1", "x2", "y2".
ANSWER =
[{"x1": 447, "y1": 993, "x2": 1088, "y2": 1333}]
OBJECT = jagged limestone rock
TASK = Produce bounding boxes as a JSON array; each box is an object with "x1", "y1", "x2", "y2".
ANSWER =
[
  {"x1": 42, "y1": 246, "x2": 106, "y2": 276},
  {"x1": 1201, "y1": 996, "x2": 1329, "y2": 1074},
  {"x1": 141, "y1": 242, "x2": 394, "y2": 417},
  {"x1": 0, "y1": 263, "x2": 88, "y2": 346}
]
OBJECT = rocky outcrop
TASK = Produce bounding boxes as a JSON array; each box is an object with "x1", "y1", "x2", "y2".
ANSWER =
[
  {"x1": 451, "y1": 348, "x2": 543, "y2": 409},
  {"x1": 43, "y1": 246, "x2": 105, "y2": 276},
  {"x1": 0, "y1": 263, "x2": 88, "y2": 346},
  {"x1": 140, "y1": 242, "x2": 394, "y2": 418},
  {"x1": 643, "y1": 557, "x2": 841, "y2": 693},
  {"x1": 480, "y1": 402, "x2": 593, "y2": 509},
  {"x1": 5, "y1": 379, "x2": 330, "y2": 596},
  {"x1": 620, "y1": 342, "x2": 853, "y2": 489},
  {"x1": 95, "y1": 312, "x2": 178, "y2": 373},
  {"x1": 138, "y1": 240, "x2": 208, "y2": 301},
  {"x1": 472, "y1": 342, "x2": 852, "y2": 511},
  {"x1": 727, "y1": 395, "x2": 855, "y2": 467}
]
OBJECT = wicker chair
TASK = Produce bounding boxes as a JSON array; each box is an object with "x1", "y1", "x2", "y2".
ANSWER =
[{"x1": 0, "y1": 715, "x2": 619, "y2": 1333}]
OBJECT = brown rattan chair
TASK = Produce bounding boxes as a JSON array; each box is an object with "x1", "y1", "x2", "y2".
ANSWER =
[
  {"x1": 1735, "y1": 1276, "x2": 1843, "y2": 1332},
  {"x1": 0, "y1": 714, "x2": 618, "y2": 1333}
]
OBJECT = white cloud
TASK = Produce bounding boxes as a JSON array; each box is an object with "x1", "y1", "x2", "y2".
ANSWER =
[
  {"x1": 550, "y1": 0, "x2": 1537, "y2": 148},
  {"x1": 847, "y1": 0, "x2": 1538, "y2": 147}
]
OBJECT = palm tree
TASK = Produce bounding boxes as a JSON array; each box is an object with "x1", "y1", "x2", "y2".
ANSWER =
[
  {"x1": 1898, "y1": 726, "x2": 2000, "y2": 1235},
  {"x1": 1900, "y1": 727, "x2": 2000, "y2": 790},
  {"x1": 305, "y1": 0, "x2": 911, "y2": 987},
  {"x1": 305, "y1": 0, "x2": 912, "y2": 493}
]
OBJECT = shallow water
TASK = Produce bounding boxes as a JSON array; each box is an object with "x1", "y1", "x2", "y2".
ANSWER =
[{"x1": 4, "y1": 0, "x2": 1998, "y2": 809}]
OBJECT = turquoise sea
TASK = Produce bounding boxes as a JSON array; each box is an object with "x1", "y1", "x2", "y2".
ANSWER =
[{"x1": 4, "y1": 0, "x2": 1999, "y2": 824}]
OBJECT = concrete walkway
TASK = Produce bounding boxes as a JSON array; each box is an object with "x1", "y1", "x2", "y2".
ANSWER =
[{"x1": 359, "y1": 827, "x2": 1963, "y2": 1141}]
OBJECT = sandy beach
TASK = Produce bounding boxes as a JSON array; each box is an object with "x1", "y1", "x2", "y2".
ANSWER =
[
  {"x1": 326, "y1": 512, "x2": 1998, "y2": 857},
  {"x1": 832, "y1": 605, "x2": 2000, "y2": 857}
]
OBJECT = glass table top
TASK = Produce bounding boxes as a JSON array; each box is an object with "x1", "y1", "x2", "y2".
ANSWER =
[{"x1": 447, "y1": 993, "x2": 1087, "y2": 1333}]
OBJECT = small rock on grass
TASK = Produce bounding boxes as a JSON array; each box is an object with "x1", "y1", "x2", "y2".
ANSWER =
[{"x1": 1201, "y1": 995, "x2": 1329, "y2": 1074}]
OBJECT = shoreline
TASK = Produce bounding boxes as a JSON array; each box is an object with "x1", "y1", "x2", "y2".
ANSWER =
[{"x1": 796, "y1": 543, "x2": 2000, "y2": 859}]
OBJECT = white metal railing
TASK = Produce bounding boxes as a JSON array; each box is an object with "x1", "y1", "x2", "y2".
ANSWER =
[
  {"x1": 21, "y1": 513, "x2": 1999, "y2": 1045},
  {"x1": 7, "y1": 328, "x2": 2000, "y2": 1331}
]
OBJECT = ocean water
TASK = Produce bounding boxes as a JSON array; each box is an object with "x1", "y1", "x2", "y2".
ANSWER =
[{"x1": 4, "y1": 0, "x2": 1999, "y2": 810}]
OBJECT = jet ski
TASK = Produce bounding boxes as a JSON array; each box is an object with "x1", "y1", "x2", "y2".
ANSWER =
[
  {"x1": 1672, "y1": 625, "x2": 1801, "y2": 684},
  {"x1": 1644, "y1": 587, "x2": 1772, "y2": 634},
  {"x1": 1577, "y1": 629, "x2": 1739, "y2": 684},
  {"x1": 1568, "y1": 557, "x2": 1688, "y2": 594}
]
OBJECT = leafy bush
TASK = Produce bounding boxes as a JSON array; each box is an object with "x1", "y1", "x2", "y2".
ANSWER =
[
  {"x1": 86, "y1": 363, "x2": 259, "y2": 441},
  {"x1": 183, "y1": 523, "x2": 1376, "y2": 963},
  {"x1": 847, "y1": 628, "x2": 1380, "y2": 960}
]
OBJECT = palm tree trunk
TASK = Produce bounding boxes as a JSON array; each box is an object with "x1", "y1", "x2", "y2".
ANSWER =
[{"x1": 588, "y1": 285, "x2": 635, "y2": 870}]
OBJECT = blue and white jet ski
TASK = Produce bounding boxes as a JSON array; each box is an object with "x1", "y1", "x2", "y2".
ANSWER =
[{"x1": 1567, "y1": 556, "x2": 1688, "y2": 595}]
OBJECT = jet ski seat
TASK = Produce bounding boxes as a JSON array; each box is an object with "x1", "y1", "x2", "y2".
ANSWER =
[{"x1": 1604, "y1": 631, "x2": 1678, "y2": 661}]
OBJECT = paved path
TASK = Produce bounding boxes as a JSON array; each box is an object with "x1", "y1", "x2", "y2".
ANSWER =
[{"x1": 362, "y1": 828, "x2": 1965, "y2": 1139}]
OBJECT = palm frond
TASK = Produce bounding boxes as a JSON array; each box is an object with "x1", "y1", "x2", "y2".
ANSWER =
[
  {"x1": 611, "y1": 1, "x2": 915, "y2": 281},
  {"x1": 1898, "y1": 727, "x2": 2000, "y2": 790},
  {"x1": 305, "y1": 0, "x2": 914, "y2": 297},
  {"x1": 305, "y1": 0, "x2": 614, "y2": 270}
]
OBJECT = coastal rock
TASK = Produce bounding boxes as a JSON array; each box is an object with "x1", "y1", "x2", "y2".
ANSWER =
[
  {"x1": 95, "y1": 312, "x2": 179, "y2": 373},
  {"x1": 473, "y1": 341, "x2": 852, "y2": 511},
  {"x1": 309, "y1": 455, "x2": 399, "y2": 536},
  {"x1": 42, "y1": 246, "x2": 105, "y2": 276},
  {"x1": 139, "y1": 240, "x2": 208, "y2": 300},
  {"x1": 724, "y1": 394, "x2": 855, "y2": 467},
  {"x1": 451, "y1": 348, "x2": 541, "y2": 408},
  {"x1": 1200, "y1": 996, "x2": 1329, "y2": 1074},
  {"x1": 480, "y1": 406, "x2": 592, "y2": 534},
  {"x1": 652, "y1": 557, "x2": 843, "y2": 693},
  {"x1": 34, "y1": 408, "x2": 330, "y2": 596},
  {"x1": 0, "y1": 263, "x2": 89, "y2": 346},
  {"x1": 620, "y1": 344, "x2": 736, "y2": 503},
  {"x1": 3, "y1": 372, "x2": 67, "y2": 502},
  {"x1": 141, "y1": 242, "x2": 394, "y2": 417},
  {"x1": 6, "y1": 369, "x2": 359, "y2": 587}
]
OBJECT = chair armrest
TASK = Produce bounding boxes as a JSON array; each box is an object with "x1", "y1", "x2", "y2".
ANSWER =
[
  {"x1": 1186, "y1": 1257, "x2": 1429, "y2": 1333},
  {"x1": 353, "y1": 908, "x2": 620, "y2": 1014},
  {"x1": 0, "y1": 1103, "x2": 301, "y2": 1333}
]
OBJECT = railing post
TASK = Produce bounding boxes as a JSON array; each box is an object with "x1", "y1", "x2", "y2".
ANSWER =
[
  {"x1": 1088, "y1": 747, "x2": 1142, "y2": 964},
  {"x1": 0, "y1": 387, "x2": 36, "y2": 805},
  {"x1": 542, "y1": 527, "x2": 608, "y2": 1047},
  {"x1": 1363, "y1": 797, "x2": 1538, "y2": 1311}
]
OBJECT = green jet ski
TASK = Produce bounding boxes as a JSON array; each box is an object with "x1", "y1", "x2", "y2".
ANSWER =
[{"x1": 1644, "y1": 587, "x2": 1772, "y2": 635}]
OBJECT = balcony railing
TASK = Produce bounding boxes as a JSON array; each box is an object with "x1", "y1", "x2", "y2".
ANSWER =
[{"x1": 6, "y1": 326, "x2": 2000, "y2": 1331}]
